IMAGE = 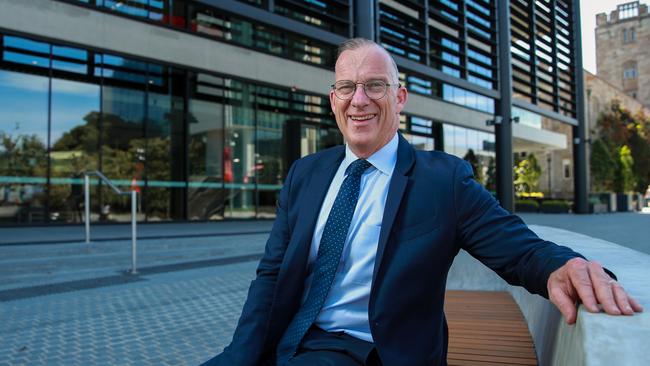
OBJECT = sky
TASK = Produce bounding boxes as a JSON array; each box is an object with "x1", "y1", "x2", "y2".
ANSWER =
[{"x1": 581, "y1": 0, "x2": 632, "y2": 73}]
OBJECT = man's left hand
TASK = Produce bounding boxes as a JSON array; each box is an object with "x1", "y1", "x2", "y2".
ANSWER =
[{"x1": 547, "y1": 257, "x2": 643, "y2": 325}]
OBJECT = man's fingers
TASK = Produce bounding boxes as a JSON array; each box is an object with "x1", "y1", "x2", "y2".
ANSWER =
[
  {"x1": 549, "y1": 286, "x2": 578, "y2": 324},
  {"x1": 611, "y1": 281, "x2": 644, "y2": 314},
  {"x1": 588, "y1": 262, "x2": 621, "y2": 315},
  {"x1": 549, "y1": 258, "x2": 643, "y2": 323},
  {"x1": 567, "y1": 261, "x2": 599, "y2": 313},
  {"x1": 629, "y1": 295, "x2": 644, "y2": 312},
  {"x1": 611, "y1": 282, "x2": 634, "y2": 315}
]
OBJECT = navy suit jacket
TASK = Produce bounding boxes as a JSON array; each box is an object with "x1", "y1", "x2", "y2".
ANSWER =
[{"x1": 204, "y1": 134, "x2": 580, "y2": 366}]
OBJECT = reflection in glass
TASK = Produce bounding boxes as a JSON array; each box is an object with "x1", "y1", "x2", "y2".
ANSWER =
[
  {"x1": 319, "y1": 128, "x2": 343, "y2": 150},
  {"x1": 225, "y1": 80, "x2": 256, "y2": 219},
  {"x1": 404, "y1": 133, "x2": 434, "y2": 151},
  {"x1": 49, "y1": 79, "x2": 101, "y2": 222},
  {"x1": 443, "y1": 123, "x2": 495, "y2": 188},
  {"x1": 101, "y1": 85, "x2": 146, "y2": 222},
  {"x1": 146, "y1": 67, "x2": 185, "y2": 221},
  {"x1": 256, "y1": 92, "x2": 288, "y2": 219},
  {"x1": 188, "y1": 91, "x2": 225, "y2": 221},
  {"x1": 0, "y1": 70, "x2": 49, "y2": 223},
  {"x1": 301, "y1": 125, "x2": 319, "y2": 157}
]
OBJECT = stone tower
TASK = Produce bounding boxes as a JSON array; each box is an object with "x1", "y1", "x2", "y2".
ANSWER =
[{"x1": 595, "y1": 1, "x2": 650, "y2": 107}]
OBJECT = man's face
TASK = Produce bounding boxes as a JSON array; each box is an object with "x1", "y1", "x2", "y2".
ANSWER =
[{"x1": 330, "y1": 46, "x2": 408, "y2": 158}]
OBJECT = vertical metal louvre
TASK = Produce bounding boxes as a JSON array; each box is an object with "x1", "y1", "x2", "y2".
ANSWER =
[
  {"x1": 510, "y1": 0, "x2": 576, "y2": 117},
  {"x1": 378, "y1": 0, "x2": 497, "y2": 91}
]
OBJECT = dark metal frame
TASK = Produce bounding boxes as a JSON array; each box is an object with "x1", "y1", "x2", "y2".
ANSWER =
[{"x1": 495, "y1": 0, "x2": 514, "y2": 212}]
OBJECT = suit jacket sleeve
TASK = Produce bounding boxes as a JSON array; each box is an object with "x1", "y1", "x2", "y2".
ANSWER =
[
  {"x1": 201, "y1": 161, "x2": 299, "y2": 366},
  {"x1": 453, "y1": 160, "x2": 584, "y2": 298}
]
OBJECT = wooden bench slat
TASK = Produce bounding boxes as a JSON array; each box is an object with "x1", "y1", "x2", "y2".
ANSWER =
[{"x1": 444, "y1": 290, "x2": 537, "y2": 365}]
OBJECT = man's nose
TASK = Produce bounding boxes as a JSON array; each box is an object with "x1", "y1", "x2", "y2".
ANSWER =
[{"x1": 350, "y1": 84, "x2": 370, "y2": 107}]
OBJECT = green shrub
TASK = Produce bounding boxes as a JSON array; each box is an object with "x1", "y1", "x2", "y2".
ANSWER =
[
  {"x1": 515, "y1": 199, "x2": 539, "y2": 212},
  {"x1": 540, "y1": 200, "x2": 571, "y2": 213}
]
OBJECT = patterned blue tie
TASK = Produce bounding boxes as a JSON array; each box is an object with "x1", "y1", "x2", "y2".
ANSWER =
[{"x1": 276, "y1": 158, "x2": 372, "y2": 365}]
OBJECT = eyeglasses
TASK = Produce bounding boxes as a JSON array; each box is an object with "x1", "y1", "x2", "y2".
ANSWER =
[{"x1": 331, "y1": 80, "x2": 401, "y2": 100}]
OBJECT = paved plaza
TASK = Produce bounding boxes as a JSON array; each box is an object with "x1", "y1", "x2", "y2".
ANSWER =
[
  {"x1": 1, "y1": 260, "x2": 258, "y2": 365},
  {"x1": 0, "y1": 213, "x2": 648, "y2": 365}
]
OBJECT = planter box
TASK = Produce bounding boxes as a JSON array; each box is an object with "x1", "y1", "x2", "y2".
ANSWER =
[
  {"x1": 591, "y1": 192, "x2": 617, "y2": 212},
  {"x1": 590, "y1": 203, "x2": 608, "y2": 214},
  {"x1": 616, "y1": 193, "x2": 633, "y2": 212}
]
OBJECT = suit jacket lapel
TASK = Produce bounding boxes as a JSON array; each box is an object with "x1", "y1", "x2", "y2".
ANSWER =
[
  {"x1": 372, "y1": 133, "x2": 415, "y2": 281},
  {"x1": 287, "y1": 147, "x2": 345, "y2": 273}
]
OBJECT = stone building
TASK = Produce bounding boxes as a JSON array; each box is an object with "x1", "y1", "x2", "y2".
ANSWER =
[
  {"x1": 596, "y1": 1, "x2": 650, "y2": 107},
  {"x1": 584, "y1": 70, "x2": 650, "y2": 190}
]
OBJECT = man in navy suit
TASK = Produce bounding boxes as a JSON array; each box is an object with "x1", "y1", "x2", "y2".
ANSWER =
[{"x1": 202, "y1": 38, "x2": 642, "y2": 366}]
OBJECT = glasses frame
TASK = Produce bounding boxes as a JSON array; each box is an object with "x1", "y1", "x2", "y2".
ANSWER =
[{"x1": 330, "y1": 80, "x2": 402, "y2": 100}]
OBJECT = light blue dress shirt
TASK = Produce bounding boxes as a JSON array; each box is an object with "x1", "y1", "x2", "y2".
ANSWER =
[{"x1": 302, "y1": 132, "x2": 398, "y2": 343}]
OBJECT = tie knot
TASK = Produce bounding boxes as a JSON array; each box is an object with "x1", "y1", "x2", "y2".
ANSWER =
[{"x1": 346, "y1": 159, "x2": 372, "y2": 178}]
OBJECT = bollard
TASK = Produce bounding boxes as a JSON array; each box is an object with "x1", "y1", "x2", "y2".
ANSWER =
[
  {"x1": 131, "y1": 189, "x2": 138, "y2": 274},
  {"x1": 85, "y1": 174, "x2": 90, "y2": 244}
]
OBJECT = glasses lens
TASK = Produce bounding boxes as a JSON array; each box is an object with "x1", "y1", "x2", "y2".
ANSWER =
[
  {"x1": 334, "y1": 81, "x2": 355, "y2": 99},
  {"x1": 365, "y1": 80, "x2": 387, "y2": 99}
]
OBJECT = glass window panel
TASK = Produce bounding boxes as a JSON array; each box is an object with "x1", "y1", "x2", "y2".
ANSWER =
[
  {"x1": 256, "y1": 87, "x2": 288, "y2": 219},
  {"x1": 443, "y1": 124, "x2": 455, "y2": 155},
  {"x1": 468, "y1": 49, "x2": 492, "y2": 66},
  {"x1": 3, "y1": 51, "x2": 50, "y2": 68},
  {"x1": 4, "y1": 36, "x2": 50, "y2": 54},
  {"x1": 467, "y1": 23, "x2": 491, "y2": 39},
  {"x1": 52, "y1": 46, "x2": 87, "y2": 61},
  {"x1": 100, "y1": 85, "x2": 146, "y2": 222},
  {"x1": 52, "y1": 60, "x2": 88, "y2": 74},
  {"x1": 441, "y1": 38, "x2": 460, "y2": 51},
  {"x1": 301, "y1": 125, "x2": 319, "y2": 158},
  {"x1": 454, "y1": 125, "x2": 468, "y2": 158},
  {"x1": 319, "y1": 127, "x2": 343, "y2": 150},
  {"x1": 224, "y1": 80, "x2": 255, "y2": 219},
  {"x1": 512, "y1": 106, "x2": 542, "y2": 129},
  {"x1": 442, "y1": 65, "x2": 460, "y2": 77},
  {"x1": 0, "y1": 70, "x2": 49, "y2": 224},
  {"x1": 49, "y1": 79, "x2": 101, "y2": 223},
  {"x1": 188, "y1": 88, "x2": 225, "y2": 221},
  {"x1": 146, "y1": 67, "x2": 185, "y2": 221},
  {"x1": 404, "y1": 133, "x2": 434, "y2": 151}
]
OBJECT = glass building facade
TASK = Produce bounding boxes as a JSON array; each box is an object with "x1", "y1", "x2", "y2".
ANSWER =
[{"x1": 0, "y1": 0, "x2": 584, "y2": 224}]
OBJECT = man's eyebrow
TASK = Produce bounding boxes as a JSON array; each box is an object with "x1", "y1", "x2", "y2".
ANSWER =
[{"x1": 359, "y1": 76, "x2": 390, "y2": 83}]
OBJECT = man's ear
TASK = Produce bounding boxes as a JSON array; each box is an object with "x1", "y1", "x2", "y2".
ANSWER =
[
  {"x1": 395, "y1": 86, "x2": 408, "y2": 114},
  {"x1": 329, "y1": 89, "x2": 337, "y2": 114}
]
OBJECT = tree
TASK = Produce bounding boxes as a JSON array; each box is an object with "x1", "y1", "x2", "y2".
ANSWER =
[
  {"x1": 590, "y1": 139, "x2": 616, "y2": 191},
  {"x1": 485, "y1": 157, "x2": 496, "y2": 192},
  {"x1": 514, "y1": 154, "x2": 541, "y2": 194},
  {"x1": 462, "y1": 149, "x2": 482, "y2": 183},
  {"x1": 629, "y1": 111, "x2": 650, "y2": 192},
  {"x1": 614, "y1": 145, "x2": 636, "y2": 193},
  {"x1": 594, "y1": 100, "x2": 650, "y2": 192}
]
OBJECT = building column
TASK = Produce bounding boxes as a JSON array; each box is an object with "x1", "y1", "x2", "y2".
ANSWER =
[
  {"x1": 496, "y1": 0, "x2": 514, "y2": 212},
  {"x1": 572, "y1": 0, "x2": 589, "y2": 214},
  {"x1": 354, "y1": 0, "x2": 376, "y2": 40}
]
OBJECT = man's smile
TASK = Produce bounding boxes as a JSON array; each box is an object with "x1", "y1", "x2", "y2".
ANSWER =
[
  {"x1": 348, "y1": 114, "x2": 376, "y2": 121},
  {"x1": 348, "y1": 114, "x2": 377, "y2": 125}
]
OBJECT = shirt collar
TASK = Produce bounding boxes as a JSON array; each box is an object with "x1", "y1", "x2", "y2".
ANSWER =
[{"x1": 343, "y1": 132, "x2": 398, "y2": 177}]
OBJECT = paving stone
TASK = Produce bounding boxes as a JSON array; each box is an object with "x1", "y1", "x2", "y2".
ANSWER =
[{"x1": 0, "y1": 260, "x2": 256, "y2": 365}]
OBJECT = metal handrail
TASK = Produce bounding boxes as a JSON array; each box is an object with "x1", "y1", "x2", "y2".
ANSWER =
[{"x1": 84, "y1": 170, "x2": 138, "y2": 274}]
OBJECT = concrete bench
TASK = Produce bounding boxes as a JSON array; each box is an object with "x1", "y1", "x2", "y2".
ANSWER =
[{"x1": 446, "y1": 225, "x2": 649, "y2": 366}]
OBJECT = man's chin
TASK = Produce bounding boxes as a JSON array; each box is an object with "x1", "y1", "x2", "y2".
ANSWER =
[{"x1": 346, "y1": 136, "x2": 379, "y2": 156}]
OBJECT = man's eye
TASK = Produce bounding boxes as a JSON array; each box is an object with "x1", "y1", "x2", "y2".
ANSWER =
[
  {"x1": 337, "y1": 84, "x2": 355, "y2": 93},
  {"x1": 366, "y1": 81, "x2": 385, "y2": 91}
]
